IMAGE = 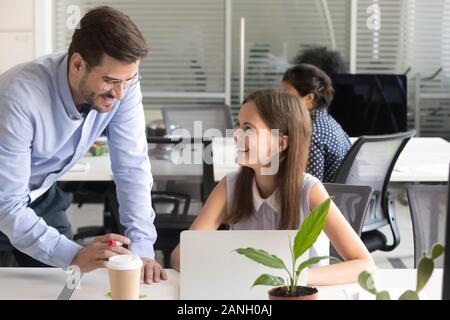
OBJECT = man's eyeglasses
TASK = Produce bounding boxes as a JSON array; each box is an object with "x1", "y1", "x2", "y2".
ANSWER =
[
  {"x1": 102, "y1": 74, "x2": 142, "y2": 91},
  {"x1": 84, "y1": 58, "x2": 142, "y2": 91}
]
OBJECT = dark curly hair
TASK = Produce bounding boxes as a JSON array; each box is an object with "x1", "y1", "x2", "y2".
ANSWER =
[{"x1": 292, "y1": 46, "x2": 347, "y2": 76}]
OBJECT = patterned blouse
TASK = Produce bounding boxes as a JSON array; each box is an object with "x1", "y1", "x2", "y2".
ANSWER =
[{"x1": 306, "y1": 108, "x2": 351, "y2": 183}]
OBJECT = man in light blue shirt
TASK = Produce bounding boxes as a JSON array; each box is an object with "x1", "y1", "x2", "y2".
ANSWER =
[{"x1": 0, "y1": 6, "x2": 167, "y2": 283}]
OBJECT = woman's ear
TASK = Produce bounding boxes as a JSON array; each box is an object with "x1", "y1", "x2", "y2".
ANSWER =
[
  {"x1": 305, "y1": 92, "x2": 315, "y2": 104},
  {"x1": 300, "y1": 93, "x2": 315, "y2": 111},
  {"x1": 279, "y1": 135, "x2": 289, "y2": 153}
]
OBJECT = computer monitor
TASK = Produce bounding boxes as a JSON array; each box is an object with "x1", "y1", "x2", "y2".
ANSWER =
[
  {"x1": 162, "y1": 105, "x2": 233, "y2": 139},
  {"x1": 443, "y1": 164, "x2": 450, "y2": 300},
  {"x1": 328, "y1": 74, "x2": 407, "y2": 136}
]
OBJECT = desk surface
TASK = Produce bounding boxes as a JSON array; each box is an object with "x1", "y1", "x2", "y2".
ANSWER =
[
  {"x1": 212, "y1": 137, "x2": 450, "y2": 183},
  {"x1": 0, "y1": 268, "x2": 179, "y2": 300},
  {"x1": 60, "y1": 137, "x2": 450, "y2": 183},
  {"x1": 0, "y1": 268, "x2": 443, "y2": 300}
]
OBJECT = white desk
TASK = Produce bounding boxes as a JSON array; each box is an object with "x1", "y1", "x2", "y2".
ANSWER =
[
  {"x1": 60, "y1": 137, "x2": 450, "y2": 183},
  {"x1": 212, "y1": 137, "x2": 450, "y2": 183},
  {"x1": 0, "y1": 268, "x2": 179, "y2": 300},
  {"x1": 0, "y1": 268, "x2": 442, "y2": 300},
  {"x1": 60, "y1": 154, "x2": 202, "y2": 182}
]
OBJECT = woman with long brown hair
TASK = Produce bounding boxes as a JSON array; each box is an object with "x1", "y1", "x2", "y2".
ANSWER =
[{"x1": 171, "y1": 89, "x2": 374, "y2": 285}]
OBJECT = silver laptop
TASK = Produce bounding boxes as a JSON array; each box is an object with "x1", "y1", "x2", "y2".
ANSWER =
[{"x1": 179, "y1": 230, "x2": 309, "y2": 300}]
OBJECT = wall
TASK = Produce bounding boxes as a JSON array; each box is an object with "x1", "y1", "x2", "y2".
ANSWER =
[{"x1": 0, "y1": 0, "x2": 35, "y2": 74}]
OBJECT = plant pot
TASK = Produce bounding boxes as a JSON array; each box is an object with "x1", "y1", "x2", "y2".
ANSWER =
[{"x1": 268, "y1": 286, "x2": 318, "y2": 300}]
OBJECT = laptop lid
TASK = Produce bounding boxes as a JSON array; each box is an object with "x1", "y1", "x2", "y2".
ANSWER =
[{"x1": 179, "y1": 230, "x2": 309, "y2": 300}]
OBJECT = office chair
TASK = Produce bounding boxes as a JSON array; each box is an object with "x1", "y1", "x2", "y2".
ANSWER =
[
  {"x1": 407, "y1": 184, "x2": 448, "y2": 267},
  {"x1": 332, "y1": 130, "x2": 416, "y2": 252},
  {"x1": 59, "y1": 181, "x2": 116, "y2": 242},
  {"x1": 152, "y1": 191, "x2": 193, "y2": 268},
  {"x1": 323, "y1": 183, "x2": 373, "y2": 261}
]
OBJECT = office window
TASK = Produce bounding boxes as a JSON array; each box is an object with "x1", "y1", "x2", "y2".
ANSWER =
[
  {"x1": 230, "y1": 0, "x2": 350, "y2": 118},
  {"x1": 54, "y1": 0, "x2": 227, "y2": 114},
  {"x1": 53, "y1": 0, "x2": 450, "y2": 138},
  {"x1": 355, "y1": 0, "x2": 450, "y2": 139}
]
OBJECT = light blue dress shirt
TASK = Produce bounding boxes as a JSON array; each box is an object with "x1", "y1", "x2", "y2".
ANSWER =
[{"x1": 0, "y1": 52, "x2": 156, "y2": 269}]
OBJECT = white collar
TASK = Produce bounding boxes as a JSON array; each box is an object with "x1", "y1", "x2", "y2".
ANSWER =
[{"x1": 252, "y1": 178, "x2": 281, "y2": 212}]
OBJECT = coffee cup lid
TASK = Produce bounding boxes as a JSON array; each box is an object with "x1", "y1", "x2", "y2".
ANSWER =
[{"x1": 107, "y1": 254, "x2": 143, "y2": 270}]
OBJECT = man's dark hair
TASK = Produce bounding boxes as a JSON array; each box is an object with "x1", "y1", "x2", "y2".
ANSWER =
[
  {"x1": 292, "y1": 46, "x2": 347, "y2": 76},
  {"x1": 68, "y1": 6, "x2": 148, "y2": 67}
]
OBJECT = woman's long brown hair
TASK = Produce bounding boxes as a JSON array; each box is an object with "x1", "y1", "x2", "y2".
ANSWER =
[{"x1": 226, "y1": 89, "x2": 312, "y2": 229}]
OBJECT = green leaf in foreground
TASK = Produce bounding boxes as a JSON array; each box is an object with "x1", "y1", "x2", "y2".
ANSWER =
[
  {"x1": 432, "y1": 243, "x2": 444, "y2": 260},
  {"x1": 251, "y1": 274, "x2": 285, "y2": 288},
  {"x1": 399, "y1": 290, "x2": 419, "y2": 300},
  {"x1": 235, "y1": 248, "x2": 286, "y2": 269},
  {"x1": 293, "y1": 198, "x2": 331, "y2": 260},
  {"x1": 376, "y1": 291, "x2": 391, "y2": 300},
  {"x1": 358, "y1": 271, "x2": 377, "y2": 295},
  {"x1": 416, "y1": 257, "x2": 434, "y2": 292}
]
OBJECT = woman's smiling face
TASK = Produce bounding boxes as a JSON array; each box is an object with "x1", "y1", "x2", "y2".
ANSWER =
[{"x1": 233, "y1": 101, "x2": 284, "y2": 171}]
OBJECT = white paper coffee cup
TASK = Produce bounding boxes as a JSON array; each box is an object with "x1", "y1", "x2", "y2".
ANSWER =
[{"x1": 107, "y1": 254, "x2": 143, "y2": 300}]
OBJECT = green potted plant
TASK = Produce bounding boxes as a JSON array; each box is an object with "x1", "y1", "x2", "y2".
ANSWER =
[
  {"x1": 234, "y1": 198, "x2": 340, "y2": 300},
  {"x1": 358, "y1": 243, "x2": 444, "y2": 300}
]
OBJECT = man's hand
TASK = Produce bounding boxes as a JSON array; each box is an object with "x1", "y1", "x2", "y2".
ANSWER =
[
  {"x1": 141, "y1": 258, "x2": 168, "y2": 284},
  {"x1": 71, "y1": 233, "x2": 132, "y2": 272}
]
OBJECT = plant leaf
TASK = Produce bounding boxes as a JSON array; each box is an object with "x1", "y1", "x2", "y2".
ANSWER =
[
  {"x1": 399, "y1": 290, "x2": 419, "y2": 300},
  {"x1": 376, "y1": 291, "x2": 391, "y2": 300},
  {"x1": 431, "y1": 243, "x2": 444, "y2": 260},
  {"x1": 235, "y1": 248, "x2": 286, "y2": 269},
  {"x1": 295, "y1": 256, "x2": 341, "y2": 279},
  {"x1": 293, "y1": 198, "x2": 331, "y2": 260},
  {"x1": 416, "y1": 257, "x2": 434, "y2": 292},
  {"x1": 358, "y1": 271, "x2": 377, "y2": 295},
  {"x1": 251, "y1": 274, "x2": 285, "y2": 288}
]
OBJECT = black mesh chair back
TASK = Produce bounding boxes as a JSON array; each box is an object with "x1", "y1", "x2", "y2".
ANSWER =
[
  {"x1": 323, "y1": 183, "x2": 373, "y2": 261},
  {"x1": 407, "y1": 184, "x2": 448, "y2": 267},
  {"x1": 333, "y1": 130, "x2": 416, "y2": 252}
]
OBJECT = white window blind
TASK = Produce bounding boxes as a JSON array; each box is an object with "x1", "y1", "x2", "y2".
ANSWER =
[
  {"x1": 54, "y1": 0, "x2": 227, "y2": 110},
  {"x1": 52, "y1": 0, "x2": 450, "y2": 138},
  {"x1": 355, "y1": 0, "x2": 410, "y2": 74},
  {"x1": 355, "y1": 0, "x2": 450, "y2": 138},
  {"x1": 407, "y1": 0, "x2": 450, "y2": 138},
  {"x1": 230, "y1": 0, "x2": 350, "y2": 118}
]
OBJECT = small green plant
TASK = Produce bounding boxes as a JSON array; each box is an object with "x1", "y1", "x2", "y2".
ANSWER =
[
  {"x1": 358, "y1": 243, "x2": 444, "y2": 300},
  {"x1": 234, "y1": 198, "x2": 340, "y2": 296}
]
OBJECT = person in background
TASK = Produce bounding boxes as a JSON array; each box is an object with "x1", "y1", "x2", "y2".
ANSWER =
[
  {"x1": 170, "y1": 89, "x2": 375, "y2": 286},
  {"x1": 282, "y1": 63, "x2": 351, "y2": 182},
  {"x1": 0, "y1": 6, "x2": 166, "y2": 284},
  {"x1": 292, "y1": 45, "x2": 348, "y2": 76}
]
